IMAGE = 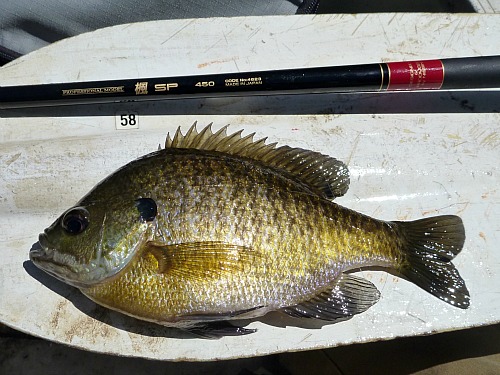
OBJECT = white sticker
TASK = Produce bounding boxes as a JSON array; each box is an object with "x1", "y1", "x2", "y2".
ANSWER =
[{"x1": 115, "y1": 112, "x2": 139, "y2": 129}]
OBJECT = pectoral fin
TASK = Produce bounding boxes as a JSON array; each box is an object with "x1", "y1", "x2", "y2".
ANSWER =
[
  {"x1": 282, "y1": 274, "x2": 380, "y2": 320},
  {"x1": 146, "y1": 241, "x2": 258, "y2": 279}
]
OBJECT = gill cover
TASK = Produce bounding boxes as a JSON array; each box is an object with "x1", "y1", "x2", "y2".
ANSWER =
[{"x1": 33, "y1": 197, "x2": 157, "y2": 287}]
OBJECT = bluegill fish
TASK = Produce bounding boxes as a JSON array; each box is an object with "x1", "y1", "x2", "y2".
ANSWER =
[{"x1": 31, "y1": 124, "x2": 469, "y2": 337}]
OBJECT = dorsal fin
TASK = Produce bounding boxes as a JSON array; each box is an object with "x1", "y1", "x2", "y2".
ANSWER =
[{"x1": 165, "y1": 123, "x2": 350, "y2": 199}]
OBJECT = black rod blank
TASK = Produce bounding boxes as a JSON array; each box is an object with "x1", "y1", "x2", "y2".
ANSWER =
[{"x1": 1, "y1": 55, "x2": 499, "y2": 108}]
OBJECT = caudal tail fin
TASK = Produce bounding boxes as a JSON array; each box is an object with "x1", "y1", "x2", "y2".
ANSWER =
[{"x1": 395, "y1": 215, "x2": 470, "y2": 309}]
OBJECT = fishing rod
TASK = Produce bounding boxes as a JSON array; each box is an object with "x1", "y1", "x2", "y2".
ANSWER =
[{"x1": 1, "y1": 55, "x2": 499, "y2": 108}]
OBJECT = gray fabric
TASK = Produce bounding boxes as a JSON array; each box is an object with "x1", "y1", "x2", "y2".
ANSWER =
[{"x1": 0, "y1": 1, "x2": 311, "y2": 59}]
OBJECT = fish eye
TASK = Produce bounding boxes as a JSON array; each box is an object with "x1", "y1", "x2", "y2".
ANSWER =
[
  {"x1": 61, "y1": 207, "x2": 90, "y2": 235},
  {"x1": 135, "y1": 198, "x2": 157, "y2": 222}
]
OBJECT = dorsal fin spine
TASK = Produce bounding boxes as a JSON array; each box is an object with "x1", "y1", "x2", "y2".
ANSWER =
[
  {"x1": 163, "y1": 123, "x2": 350, "y2": 199},
  {"x1": 183, "y1": 123, "x2": 198, "y2": 147}
]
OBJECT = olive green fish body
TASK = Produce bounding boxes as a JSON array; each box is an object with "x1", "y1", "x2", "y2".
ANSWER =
[
  {"x1": 81, "y1": 149, "x2": 401, "y2": 323},
  {"x1": 31, "y1": 124, "x2": 470, "y2": 334}
]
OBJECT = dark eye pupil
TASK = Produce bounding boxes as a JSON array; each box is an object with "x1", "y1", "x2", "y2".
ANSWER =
[
  {"x1": 62, "y1": 207, "x2": 89, "y2": 235},
  {"x1": 65, "y1": 217, "x2": 85, "y2": 234}
]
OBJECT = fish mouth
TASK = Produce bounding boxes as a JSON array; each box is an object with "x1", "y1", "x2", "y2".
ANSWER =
[
  {"x1": 30, "y1": 232, "x2": 80, "y2": 286},
  {"x1": 30, "y1": 232, "x2": 51, "y2": 262},
  {"x1": 30, "y1": 232, "x2": 115, "y2": 288}
]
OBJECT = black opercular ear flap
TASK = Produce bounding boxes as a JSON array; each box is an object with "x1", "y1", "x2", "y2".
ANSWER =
[{"x1": 135, "y1": 198, "x2": 157, "y2": 222}]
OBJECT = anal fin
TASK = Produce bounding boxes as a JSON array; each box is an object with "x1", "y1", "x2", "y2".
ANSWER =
[{"x1": 282, "y1": 274, "x2": 380, "y2": 320}]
